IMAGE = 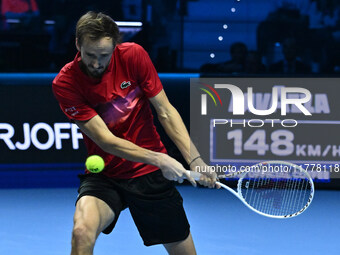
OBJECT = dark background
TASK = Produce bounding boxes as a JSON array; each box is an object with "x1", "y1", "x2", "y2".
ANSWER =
[
  {"x1": 1, "y1": 0, "x2": 340, "y2": 188},
  {"x1": 1, "y1": 0, "x2": 340, "y2": 75}
]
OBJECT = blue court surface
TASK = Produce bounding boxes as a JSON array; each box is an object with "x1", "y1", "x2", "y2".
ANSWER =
[{"x1": 0, "y1": 186, "x2": 339, "y2": 255}]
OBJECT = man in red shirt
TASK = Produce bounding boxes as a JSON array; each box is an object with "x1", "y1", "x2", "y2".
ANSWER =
[
  {"x1": 53, "y1": 11, "x2": 216, "y2": 255},
  {"x1": 1, "y1": 0, "x2": 39, "y2": 18}
]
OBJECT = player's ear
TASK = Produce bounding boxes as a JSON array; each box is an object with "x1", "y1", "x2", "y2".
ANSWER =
[{"x1": 75, "y1": 38, "x2": 81, "y2": 52}]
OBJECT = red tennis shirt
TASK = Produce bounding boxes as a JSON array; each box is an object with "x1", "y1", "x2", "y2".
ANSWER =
[
  {"x1": 1, "y1": 0, "x2": 39, "y2": 15},
  {"x1": 52, "y1": 43, "x2": 167, "y2": 179}
]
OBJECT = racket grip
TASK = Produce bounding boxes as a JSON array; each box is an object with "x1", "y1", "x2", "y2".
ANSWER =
[{"x1": 185, "y1": 170, "x2": 202, "y2": 181}]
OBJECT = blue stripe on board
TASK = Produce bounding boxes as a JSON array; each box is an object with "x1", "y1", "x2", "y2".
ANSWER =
[
  {"x1": 0, "y1": 163, "x2": 84, "y2": 171},
  {"x1": 158, "y1": 73, "x2": 199, "y2": 78},
  {"x1": 0, "y1": 163, "x2": 84, "y2": 188},
  {"x1": 0, "y1": 169, "x2": 83, "y2": 189},
  {"x1": 0, "y1": 73, "x2": 199, "y2": 85}
]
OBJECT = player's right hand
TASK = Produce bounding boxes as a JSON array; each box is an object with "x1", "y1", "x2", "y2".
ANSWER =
[{"x1": 158, "y1": 154, "x2": 197, "y2": 187}]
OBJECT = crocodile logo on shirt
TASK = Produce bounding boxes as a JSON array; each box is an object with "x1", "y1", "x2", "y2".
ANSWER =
[{"x1": 120, "y1": 81, "x2": 131, "y2": 89}]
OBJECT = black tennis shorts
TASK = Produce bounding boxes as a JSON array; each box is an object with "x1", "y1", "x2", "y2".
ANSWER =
[{"x1": 76, "y1": 170, "x2": 190, "y2": 246}]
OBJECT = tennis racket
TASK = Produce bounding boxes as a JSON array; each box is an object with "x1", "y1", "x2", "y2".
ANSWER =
[{"x1": 186, "y1": 161, "x2": 314, "y2": 218}]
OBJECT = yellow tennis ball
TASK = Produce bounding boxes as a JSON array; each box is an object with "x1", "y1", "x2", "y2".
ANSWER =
[{"x1": 85, "y1": 155, "x2": 105, "y2": 173}]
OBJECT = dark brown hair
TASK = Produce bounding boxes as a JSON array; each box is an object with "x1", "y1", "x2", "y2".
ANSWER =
[{"x1": 76, "y1": 11, "x2": 121, "y2": 46}]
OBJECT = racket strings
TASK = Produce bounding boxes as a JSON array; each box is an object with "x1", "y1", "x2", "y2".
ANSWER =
[{"x1": 240, "y1": 175, "x2": 312, "y2": 216}]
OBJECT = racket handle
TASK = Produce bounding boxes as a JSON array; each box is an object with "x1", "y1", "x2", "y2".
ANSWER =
[{"x1": 185, "y1": 170, "x2": 202, "y2": 181}]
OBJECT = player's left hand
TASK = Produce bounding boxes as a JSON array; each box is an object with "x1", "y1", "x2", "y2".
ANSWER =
[{"x1": 189, "y1": 158, "x2": 220, "y2": 189}]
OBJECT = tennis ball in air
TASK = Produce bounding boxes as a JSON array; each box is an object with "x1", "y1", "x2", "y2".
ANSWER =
[{"x1": 85, "y1": 155, "x2": 105, "y2": 173}]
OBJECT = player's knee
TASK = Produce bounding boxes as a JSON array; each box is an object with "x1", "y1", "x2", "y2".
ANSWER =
[{"x1": 71, "y1": 223, "x2": 96, "y2": 249}]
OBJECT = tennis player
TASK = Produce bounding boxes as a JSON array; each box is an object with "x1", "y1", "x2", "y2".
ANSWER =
[{"x1": 52, "y1": 11, "x2": 216, "y2": 255}]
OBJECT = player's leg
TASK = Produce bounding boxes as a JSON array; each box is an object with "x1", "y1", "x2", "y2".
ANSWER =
[
  {"x1": 163, "y1": 232, "x2": 196, "y2": 255},
  {"x1": 71, "y1": 195, "x2": 115, "y2": 255},
  {"x1": 71, "y1": 174, "x2": 125, "y2": 255}
]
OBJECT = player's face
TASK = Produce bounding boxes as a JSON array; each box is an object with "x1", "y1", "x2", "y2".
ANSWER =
[{"x1": 77, "y1": 36, "x2": 114, "y2": 78}]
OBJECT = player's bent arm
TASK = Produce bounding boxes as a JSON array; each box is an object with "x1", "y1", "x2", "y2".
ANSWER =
[
  {"x1": 75, "y1": 115, "x2": 161, "y2": 165},
  {"x1": 74, "y1": 115, "x2": 196, "y2": 185},
  {"x1": 149, "y1": 89, "x2": 217, "y2": 187}
]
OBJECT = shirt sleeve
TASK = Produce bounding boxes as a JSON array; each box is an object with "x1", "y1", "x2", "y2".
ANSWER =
[
  {"x1": 30, "y1": 0, "x2": 39, "y2": 12},
  {"x1": 132, "y1": 44, "x2": 163, "y2": 98},
  {"x1": 52, "y1": 76, "x2": 97, "y2": 121}
]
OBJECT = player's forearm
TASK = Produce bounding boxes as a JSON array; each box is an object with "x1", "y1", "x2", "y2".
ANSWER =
[
  {"x1": 98, "y1": 136, "x2": 165, "y2": 167},
  {"x1": 75, "y1": 116, "x2": 164, "y2": 168},
  {"x1": 157, "y1": 105, "x2": 200, "y2": 164}
]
